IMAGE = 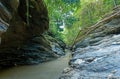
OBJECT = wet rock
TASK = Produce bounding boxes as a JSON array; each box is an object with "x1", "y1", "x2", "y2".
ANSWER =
[
  {"x1": 0, "y1": 0, "x2": 65, "y2": 68},
  {"x1": 63, "y1": 67, "x2": 73, "y2": 74},
  {"x1": 0, "y1": 22, "x2": 8, "y2": 38},
  {"x1": 51, "y1": 43, "x2": 65, "y2": 55},
  {"x1": 44, "y1": 34, "x2": 66, "y2": 55},
  {"x1": 60, "y1": 6, "x2": 120, "y2": 79}
]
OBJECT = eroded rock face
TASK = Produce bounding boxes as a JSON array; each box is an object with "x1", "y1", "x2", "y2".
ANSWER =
[
  {"x1": 0, "y1": 0, "x2": 65, "y2": 67},
  {"x1": 60, "y1": 7, "x2": 120, "y2": 79},
  {"x1": 18, "y1": 0, "x2": 49, "y2": 35}
]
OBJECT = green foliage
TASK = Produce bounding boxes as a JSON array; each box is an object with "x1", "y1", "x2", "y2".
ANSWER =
[
  {"x1": 44, "y1": 0, "x2": 120, "y2": 45},
  {"x1": 44, "y1": 0, "x2": 80, "y2": 41},
  {"x1": 64, "y1": 0, "x2": 120, "y2": 45}
]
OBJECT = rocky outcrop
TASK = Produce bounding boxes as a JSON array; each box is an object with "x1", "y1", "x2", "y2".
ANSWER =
[
  {"x1": 60, "y1": 6, "x2": 120, "y2": 79},
  {"x1": 0, "y1": 0, "x2": 65, "y2": 68}
]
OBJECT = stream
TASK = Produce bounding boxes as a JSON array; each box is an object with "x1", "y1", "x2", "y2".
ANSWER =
[{"x1": 0, "y1": 50, "x2": 71, "y2": 79}]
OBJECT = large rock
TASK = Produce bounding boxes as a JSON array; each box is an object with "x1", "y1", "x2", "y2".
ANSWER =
[
  {"x1": 60, "y1": 6, "x2": 120, "y2": 79},
  {"x1": 0, "y1": 0, "x2": 65, "y2": 68}
]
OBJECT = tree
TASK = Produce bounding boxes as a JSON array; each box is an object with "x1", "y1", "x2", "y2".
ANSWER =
[{"x1": 44, "y1": 0, "x2": 80, "y2": 39}]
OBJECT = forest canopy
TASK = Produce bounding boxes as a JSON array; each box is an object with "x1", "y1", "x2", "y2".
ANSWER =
[{"x1": 44, "y1": 0, "x2": 120, "y2": 45}]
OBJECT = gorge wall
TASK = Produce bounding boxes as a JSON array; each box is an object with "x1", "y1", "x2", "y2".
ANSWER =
[
  {"x1": 0, "y1": 0, "x2": 65, "y2": 68},
  {"x1": 60, "y1": 6, "x2": 120, "y2": 79}
]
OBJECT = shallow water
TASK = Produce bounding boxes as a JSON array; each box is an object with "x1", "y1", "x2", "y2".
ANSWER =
[{"x1": 0, "y1": 51, "x2": 71, "y2": 79}]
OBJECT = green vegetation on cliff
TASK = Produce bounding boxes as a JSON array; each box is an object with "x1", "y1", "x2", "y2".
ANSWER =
[{"x1": 44, "y1": 0, "x2": 120, "y2": 45}]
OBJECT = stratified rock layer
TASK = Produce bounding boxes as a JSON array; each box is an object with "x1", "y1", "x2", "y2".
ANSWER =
[{"x1": 0, "y1": 0, "x2": 65, "y2": 67}]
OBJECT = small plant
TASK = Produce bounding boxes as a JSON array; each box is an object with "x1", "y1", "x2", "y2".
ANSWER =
[{"x1": 26, "y1": 0, "x2": 29, "y2": 26}]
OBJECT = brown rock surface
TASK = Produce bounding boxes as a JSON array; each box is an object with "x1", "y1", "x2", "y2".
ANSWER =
[{"x1": 0, "y1": 0, "x2": 65, "y2": 67}]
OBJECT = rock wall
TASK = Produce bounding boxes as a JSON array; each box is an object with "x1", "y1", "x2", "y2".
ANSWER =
[
  {"x1": 0, "y1": 0, "x2": 65, "y2": 68},
  {"x1": 60, "y1": 6, "x2": 120, "y2": 79}
]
